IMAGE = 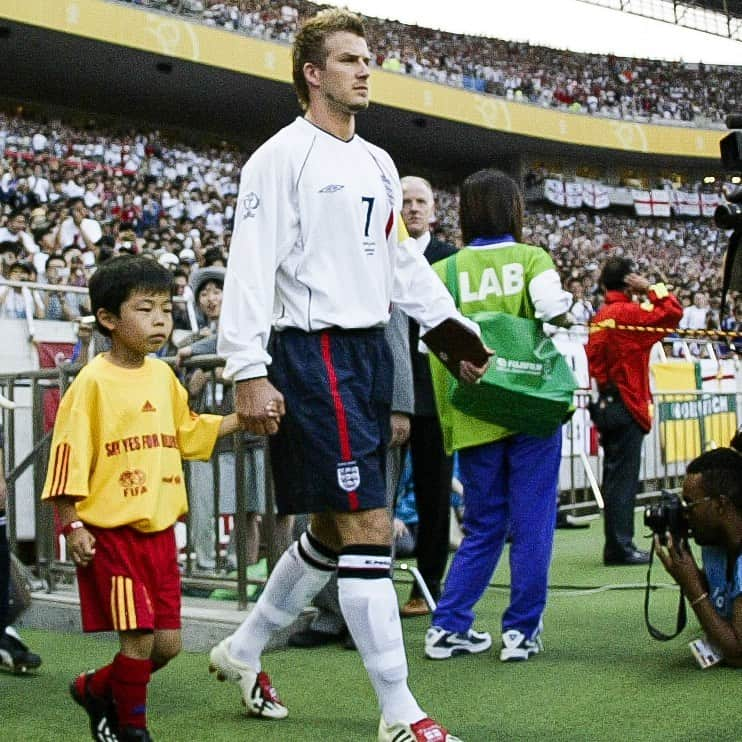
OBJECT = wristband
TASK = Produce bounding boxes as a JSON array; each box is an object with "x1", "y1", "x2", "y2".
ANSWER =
[
  {"x1": 62, "y1": 520, "x2": 84, "y2": 537},
  {"x1": 690, "y1": 591, "x2": 708, "y2": 607}
]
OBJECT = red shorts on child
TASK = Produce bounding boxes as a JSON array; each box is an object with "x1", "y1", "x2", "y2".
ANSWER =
[{"x1": 76, "y1": 525, "x2": 181, "y2": 632}]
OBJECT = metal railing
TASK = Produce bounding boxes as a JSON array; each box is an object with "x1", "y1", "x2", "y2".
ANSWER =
[
  {"x1": 2, "y1": 353, "x2": 273, "y2": 609},
  {"x1": 559, "y1": 387, "x2": 741, "y2": 518},
  {"x1": 3, "y1": 344, "x2": 741, "y2": 608}
]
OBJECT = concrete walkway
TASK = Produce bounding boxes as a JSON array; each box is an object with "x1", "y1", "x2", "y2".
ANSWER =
[{"x1": 17, "y1": 584, "x2": 314, "y2": 653}]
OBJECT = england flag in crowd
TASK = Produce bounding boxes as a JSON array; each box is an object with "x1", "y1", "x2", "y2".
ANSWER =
[
  {"x1": 565, "y1": 182, "x2": 583, "y2": 208},
  {"x1": 700, "y1": 192, "x2": 720, "y2": 218},
  {"x1": 545, "y1": 178, "x2": 566, "y2": 206},
  {"x1": 582, "y1": 183, "x2": 609, "y2": 209},
  {"x1": 632, "y1": 189, "x2": 670, "y2": 217},
  {"x1": 545, "y1": 179, "x2": 583, "y2": 209},
  {"x1": 670, "y1": 190, "x2": 701, "y2": 216}
]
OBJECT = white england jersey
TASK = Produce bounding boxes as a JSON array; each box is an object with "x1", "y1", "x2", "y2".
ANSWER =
[{"x1": 219, "y1": 117, "x2": 466, "y2": 381}]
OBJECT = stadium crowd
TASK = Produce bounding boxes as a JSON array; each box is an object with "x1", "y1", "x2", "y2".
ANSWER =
[
  {"x1": 119, "y1": 0, "x2": 740, "y2": 127},
  {"x1": 0, "y1": 110, "x2": 734, "y2": 335}
]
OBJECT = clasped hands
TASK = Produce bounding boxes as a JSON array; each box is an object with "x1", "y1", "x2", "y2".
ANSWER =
[{"x1": 235, "y1": 377, "x2": 286, "y2": 436}]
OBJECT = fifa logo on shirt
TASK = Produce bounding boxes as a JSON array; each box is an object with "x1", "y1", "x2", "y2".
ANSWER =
[
  {"x1": 119, "y1": 469, "x2": 148, "y2": 497},
  {"x1": 336, "y1": 461, "x2": 360, "y2": 492}
]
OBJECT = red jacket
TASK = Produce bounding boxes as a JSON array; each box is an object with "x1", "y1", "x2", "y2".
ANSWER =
[{"x1": 586, "y1": 284, "x2": 682, "y2": 432}]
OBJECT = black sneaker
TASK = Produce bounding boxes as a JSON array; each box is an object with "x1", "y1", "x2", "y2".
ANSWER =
[
  {"x1": 118, "y1": 728, "x2": 153, "y2": 742},
  {"x1": 70, "y1": 670, "x2": 119, "y2": 741},
  {"x1": 424, "y1": 625, "x2": 492, "y2": 660},
  {"x1": 0, "y1": 627, "x2": 42, "y2": 674}
]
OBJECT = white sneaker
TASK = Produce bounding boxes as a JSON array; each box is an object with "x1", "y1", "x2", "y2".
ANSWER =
[
  {"x1": 208, "y1": 636, "x2": 288, "y2": 719},
  {"x1": 378, "y1": 716, "x2": 463, "y2": 742},
  {"x1": 500, "y1": 629, "x2": 543, "y2": 662},
  {"x1": 424, "y1": 625, "x2": 492, "y2": 660}
]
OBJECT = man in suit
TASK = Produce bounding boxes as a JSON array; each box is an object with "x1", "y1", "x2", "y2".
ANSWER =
[{"x1": 399, "y1": 176, "x2": 458, "y2": 617}]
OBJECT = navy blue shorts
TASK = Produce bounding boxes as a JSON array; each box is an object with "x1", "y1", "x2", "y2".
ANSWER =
[{"x1": 268, "y1": 327, "x2": 392, "y2": 514}]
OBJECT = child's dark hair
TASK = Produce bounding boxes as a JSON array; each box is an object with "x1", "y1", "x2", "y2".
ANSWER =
[{"x1": 88, "y1": 255, "x2": 173, "y2": 337}]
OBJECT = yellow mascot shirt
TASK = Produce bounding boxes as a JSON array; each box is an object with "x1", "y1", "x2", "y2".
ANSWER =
[{"x1": 42, "y1": 354, "x2": 222, "y2": 532}]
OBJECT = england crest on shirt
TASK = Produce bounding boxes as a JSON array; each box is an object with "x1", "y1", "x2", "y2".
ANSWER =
[{"x1": 337, "y1": 460, "x2": 360, "y2": 492}]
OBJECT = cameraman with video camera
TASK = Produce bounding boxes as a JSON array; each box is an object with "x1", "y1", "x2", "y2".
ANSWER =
[{"x1": 653, "y1": 439, "x2": 742, "y2": 667}]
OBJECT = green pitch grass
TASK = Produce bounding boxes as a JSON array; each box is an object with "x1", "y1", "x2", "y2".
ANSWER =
[{"x1": 4, "y1": 515, "x2": 742, "y2": 741}]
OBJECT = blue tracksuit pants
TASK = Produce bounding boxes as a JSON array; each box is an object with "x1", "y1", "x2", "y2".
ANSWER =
[{"x1": 432, "y1": 429, "x2": 561, "y2": 638}]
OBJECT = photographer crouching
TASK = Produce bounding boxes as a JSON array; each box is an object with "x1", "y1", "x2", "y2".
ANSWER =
[{"x1": 652, "y1": 438, "x2": 742, "y2": 667}]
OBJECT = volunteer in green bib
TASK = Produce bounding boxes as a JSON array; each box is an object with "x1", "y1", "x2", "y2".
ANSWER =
[{"x1": 424, "y1": 169, "x2": 575, "y2": 663}]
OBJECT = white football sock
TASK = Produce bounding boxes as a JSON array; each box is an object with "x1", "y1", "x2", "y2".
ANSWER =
[
  {"x1": 337, "y1": 546, "x2": 425, "y2": 725},
  {"x1": 231, "y1": 531, "x2": 337, "y2": 670}
]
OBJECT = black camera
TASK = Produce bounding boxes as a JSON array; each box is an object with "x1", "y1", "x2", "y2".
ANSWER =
[
  {"x1": 643, "y1": 491, "x2": 689, "y2": 545},
  {"x1": 715, "y1": 201, "x2": 742, "y2": 231},
  {"x1": 721, "y1": 114, "x2": 742, "y2": 172}
]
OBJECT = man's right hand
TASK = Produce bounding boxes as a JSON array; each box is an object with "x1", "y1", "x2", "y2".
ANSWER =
[
  {"x1": 624, "y1": 273, "x2": 650, "y2": 294},
  {"x1": 235, "y1": 377, "x2": 286, "y2": 435}
]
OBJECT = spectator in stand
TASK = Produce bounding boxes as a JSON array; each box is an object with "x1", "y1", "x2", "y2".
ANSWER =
[
  {"x1": 677, "y1": 290, "x2": 711, "y2": 356},
  {"x1": 170, "y1": 268, "x2": 194, "y2": 333},
  {"x1": 60, "y1": 250, "x2": 92, "y2": 317},
  {"x1": 54, "y1": 197, "x2": 103, "y2": 255},
  {"x1": 203, "y1": 246, "x2": 226, "y2": 267},
  {"x1": 157, "y1": 251, "x2": 180, "y2": 273},
  {"x1": 0, "y1": 211, "x2": 39, "y2": 258},
  {"x1": 0, "y1": 261, "x2": 44, "y2": 319},
  {"x1": 559, "y1": 276, "x2": 595, "y2": 345},
  {"x1": 42, "y1": 253, "x2": 80, "y2": 321},
  {"x1": 33, "y1": 225, "x2": 58, "y2": 279},
  {"x1": 119, "y1": 0, "x2": 742, "y2": 127},
  {"x1": 0, "y1": 241, "x2": 20, "y2": 280},
  {"x1": 178, "y1": 248, "x2": 198, "y2": 275},
  {"x1": 28, "y1": 164, "x2": 51, "y2": 204},
  {"x1": 111, "y1": 191, "x2": 141, "y2": 232}
]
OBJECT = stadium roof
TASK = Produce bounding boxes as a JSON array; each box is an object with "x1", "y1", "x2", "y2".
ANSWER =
[{"x1": 334, "y1": 0, "x2": 742, "y2": 64}]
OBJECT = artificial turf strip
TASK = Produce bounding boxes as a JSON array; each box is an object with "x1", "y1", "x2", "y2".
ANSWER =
[{"x1": 4, "y1": 515, "x2": 742, "y2": 741}]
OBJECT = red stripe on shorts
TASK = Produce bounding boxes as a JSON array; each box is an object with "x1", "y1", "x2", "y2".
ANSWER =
[{"x1": 320, "y1": 332, "x2": 359, "y2": 511}]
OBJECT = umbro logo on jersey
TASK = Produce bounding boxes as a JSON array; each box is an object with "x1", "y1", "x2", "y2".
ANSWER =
[
  {"x1": 141, "y1": 400, "x2": 157, "y2": 412},
  {"x1": 318, "y1": 184, "x2": 344, "y2": 193}
]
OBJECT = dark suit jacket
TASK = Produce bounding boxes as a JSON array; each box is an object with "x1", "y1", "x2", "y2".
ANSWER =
[{"x1": 409, "y1": 235, "x2": 457, "y2": 417}]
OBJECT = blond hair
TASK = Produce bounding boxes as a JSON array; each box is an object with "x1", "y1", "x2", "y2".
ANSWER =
[{"x1": 292, "y1": 9, "x2": 366, "y2": 111}]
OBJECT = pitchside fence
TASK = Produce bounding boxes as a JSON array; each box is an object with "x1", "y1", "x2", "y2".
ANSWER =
[{"x1": 2, "y1": 313, "x2": 741, "y2": 608}]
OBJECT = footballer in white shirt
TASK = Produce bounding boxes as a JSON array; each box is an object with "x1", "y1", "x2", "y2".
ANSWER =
[{"x1": 212, "y1": 11, "x2": 480, "y2": 742}]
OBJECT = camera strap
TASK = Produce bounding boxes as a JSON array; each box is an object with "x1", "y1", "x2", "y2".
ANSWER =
[{"x1": 644, "y1": 541, "x2": 687, "y2": 641}]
